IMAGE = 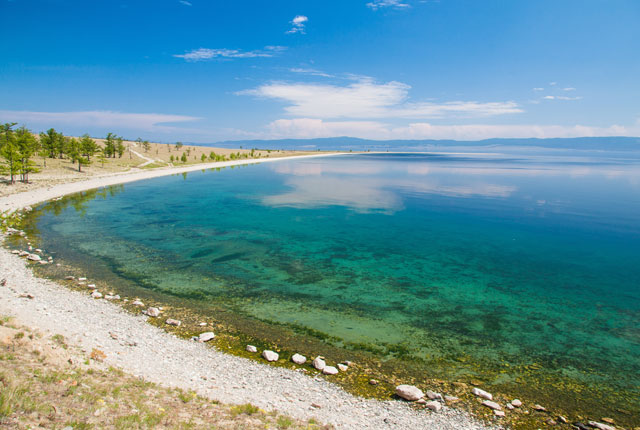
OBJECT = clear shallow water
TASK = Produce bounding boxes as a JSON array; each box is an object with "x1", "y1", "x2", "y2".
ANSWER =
[{"x1": 30, "y1": 153, "x2": 640, "y2": 412}]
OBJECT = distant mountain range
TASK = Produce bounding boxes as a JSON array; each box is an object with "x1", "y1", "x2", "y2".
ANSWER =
[{"x1": 201, "y1": 136, "x2": 640, "y2": 152}]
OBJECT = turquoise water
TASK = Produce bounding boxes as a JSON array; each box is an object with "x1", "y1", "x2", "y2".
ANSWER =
[{"x1": 30, "y1": 153, "x2": 640, "y2": 413}]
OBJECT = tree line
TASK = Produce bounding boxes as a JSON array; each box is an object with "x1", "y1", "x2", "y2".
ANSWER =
[{"x1": 0, "y1": 123, "x2": 129, "y2": 184}]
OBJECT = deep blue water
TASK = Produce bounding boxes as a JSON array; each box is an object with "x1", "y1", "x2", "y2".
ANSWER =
[{"x1": 31, "y1": 152, "x2": 640, "y2": 410}]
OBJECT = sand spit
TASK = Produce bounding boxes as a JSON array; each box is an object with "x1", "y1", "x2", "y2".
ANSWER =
[{"x1": 0, "y1": 154, "x2": 493, "y2": 429}]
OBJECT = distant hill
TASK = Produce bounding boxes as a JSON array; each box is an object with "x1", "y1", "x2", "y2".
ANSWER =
[{"x1": 200, "y1": 136, "x2": 640, "y2": 152}]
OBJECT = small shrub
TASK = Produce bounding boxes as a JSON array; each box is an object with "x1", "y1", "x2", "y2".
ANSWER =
[
  {"x1": 230, "y1": 403, "x2": 260, "y2": 416},
  {"x1": 89, "y1": 348, "x2": 106, "y2": 362}
]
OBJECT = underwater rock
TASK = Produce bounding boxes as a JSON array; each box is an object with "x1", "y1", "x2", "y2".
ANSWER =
[
  {"x1": 198, "y1": 332, "x2": 215, "y2": 342},
  {"x1": 558, "y1": 416, "x2": 567, "y2": 424},
  {"x1": 426, "y1": 390, "x2": 443, "y2": 400},
  {"x1": 262, "y1": 350, "x2": 279, "y2": 362},
  {"x1": 337, "y1": 363, "x2": 348, "y2": 372},
  {"x1": 132, "y1": 300, "x2": 144, "y2": 307},
  {"x1": 533, "y1": 404, "x2": 547, "y2": 412},
  {"x1": 444, "y1": 395, "x2": 459, "y2": 403},
  {"x1": 18, "y1": 250, "x2": 29, "y2": 257},
  {"x1": 105, "y1": 294, "x2": 120, "y2": 300},
  {"x1": 494, "y1": 410, "x2": 505, "y2": 417},
  {"x1": 471, "y1": 387, "x2": 493, "y2": 400},
  {"x1": 11, "y1": 250, "x2": 20, "y2": 254},
  {"x1": 165, "y1": 319, "x2": 181, "y2": 326},
  {"x1": 322, "y1": 366, "x2": 339, "y2": 375},
  {"x1": 246, "y1": 345, "x2": 257, "y2": 353},
  {"x1": 91, "y1": 291, "x2": 102, "y2": 299},
  {"x1": 482, "y1": 400, "x2": 502, "y2": 410},
  {"x1": 511, "y1": 399, "x2": 522, "y2": 407},
  {"x1": 78, "y1": 277, "x2": 87, "y2": 282},
  {"x1": 146, "y1": 307, "x2": 160, "y2": 317},
  {"x1": 313, "y1": 357, "x2": 326, "y2": 371},
  {"x1": 425, "y1": 401, "x2": 442, "y2": 412},
  {"x1": 27, "y1": 253, "x2": 41, "y2": 261},
  {"x1": 588, "y1": 422, "x2": 615, "y2": 430},
  {"x1": 87, "y1": 284, "x2": 97, "y2": 290},
  {"x1": 395, "y1": 385, "x2": 425, "y2": 401},
  {"x1": 369, "y1": 379, "x2": 379, "y2": 385},
  {"x1": 291, "y1": 353, "x2": 306, "y2": 364},
  {"x1": 506, "y1": 403, "x2": 515, "y2": 410}
]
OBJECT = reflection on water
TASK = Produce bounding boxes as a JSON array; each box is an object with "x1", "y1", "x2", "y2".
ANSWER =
[{"x1": 28, "y1": 152, "x2": 640, "y2": 417}]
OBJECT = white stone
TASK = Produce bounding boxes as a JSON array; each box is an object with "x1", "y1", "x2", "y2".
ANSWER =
[
  {"x1": 146, "y1": 307, "x2": 160, "y2": 317},
  {"x1": 199, "y1": 332, "x2": 215, "y2": 342},
  {"x1": 444, "y1": 395, "x2": 459, "y2": 402},
  {"x1": 506, "y1": 403, "x2": 515, "y2": 410},
  {"x1": 511, "y1": 399, "x2": 522, "y2": 407},
  {"x1": 395, "y1": 385, "x2": 425, "y2": 401},
  {"x1": 494, "y1": 410, "x2": 505, "y2": 417},
  {"x1": 132, "y1": 300, "x2": 144, "y2": 307},
  {"x1": 472, "y1": 387, "x2": 493, "y2": 400},
  {"x1": 78, "y1": 277, "x2": 87, "y2": 281},
  {"x1": 588, "y1": 422, "x2": 615, "y2": 430},
  {"x1": 246, "y1": 345, "x2": 257, "y2": 353},
  {"x1": 425, "y1": 401, "x2": 442, "y2": 412},
  {"x1": 262, "y1": 350, "x2": 279, "y2": 362},
  {"x1": 91, "y1": 291, "x2": 102, "y2": 299},
  {"x1": 19, "y1": 250, "x2": 29, "y2": 257},
  {"x1": 198, "y1": 322, "x2": 207, "y2": 327},
  {"x1": 27, "y1": 253, "x2": 41, "y2": 261},
  {"x1": 312, "y1": 357, "x2": 326, "y2": 371},
  {"x1": 87, "y1": 284, "x2": 97, "y2": 289},
  {"x1": 426, "y1": 390, "x2": 443, "y2": 400},
  {"x1": 105, "y1": 294, "x2": 120, "y2": 300},
  {"x1": 337, "y1": 363, "x2": 348, "y2": 372},
  {"x1": 165, "y1": 318, "x2": 181, "y2": 326},
  {"x1": 291, "y1": 353, "x2": 306, "y2": 364},
  {"x1": 322, "y1": 366, "x2": 339, "y2": 375},
  {"x1": 481, "y1": 400, "x2": 502, "y2": 410}
]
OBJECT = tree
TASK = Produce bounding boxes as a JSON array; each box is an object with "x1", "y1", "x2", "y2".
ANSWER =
[
  {"x1": 97, "y1": 148, "x2": 107, "y2": 168},
  {"x1": 15, "y1": 126, "x2": 39, "y2": 182},
  {"x1": 116, "y1": 137, "x2": 125, "y2": 158},
  {"x1": 39, "y1": 128, "x2": 63, "y2": 159},
  {"x1": 67, "y1": 137, "x2": 91, "y2": 172},
  {"x1": 169, "y1": 155, "x2": 174, "y2": 163},
  {"x1": 180, "y1": 152, "x2": 187, "y2": 163},
  {"x1": 175, "y1": 141, "x2": 183, "y2": 150},
  {"x1": 201, "y1": 153, "x2": 206, "y2": 162},
  {"x1": 79, "y1": 134, "x2": 97, "y2": 160},
  {"x1": 104, "y1": 133, "x2": 116, "y2": 158},
  {"x1": 143, "y1": 140, "x2": 150, "y2": 153},
  {"x1": 0, "y1": 123, "x2": 20, "y2": 183}
]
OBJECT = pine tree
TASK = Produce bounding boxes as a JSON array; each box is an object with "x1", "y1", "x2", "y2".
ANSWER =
[{"x1": 15, "y1": 126, "x2": 39, "y2": 182}]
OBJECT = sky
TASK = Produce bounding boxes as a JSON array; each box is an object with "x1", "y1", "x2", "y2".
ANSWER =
[{"x1": 1, "y1": 0, "x2": 639, "y2": 143}]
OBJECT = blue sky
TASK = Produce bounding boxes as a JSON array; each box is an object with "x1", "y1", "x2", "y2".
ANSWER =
[{"x1": 1, "y1": 0, "x2": 639, "y2": 142}]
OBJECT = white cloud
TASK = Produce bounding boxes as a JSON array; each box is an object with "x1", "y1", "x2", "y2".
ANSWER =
[
  {"x1": 287, "y1": 15, "x2": 308, "y2": 34},
  {"x1": 563, "y1": 87, "x2": 576, "y2": 91},
  {"x1": 0, "y1": 110, "x2": 200, "y2": 133},
  {"x1": 549, "y1": 82, "x2": 557, "y2": 86},
  {"x1": 289, "y1": 68, "x2": 334, "y2": 78},
  {"x1": 543, "y1": 95, "x2": 582, "y2": 101},
  {"x1": 532, "y1": 87, "x2": 544, "y2": 91},
  {"x1": 367, "y1": 0, "x2": 411, "y2": 10},
  {"x1": 240, "y1": 79, "x2": 521, "y2": 119},
  {"x1": 174, "y1": 46, "x2": 286, "y2": 61},
  {"x1": 265, "y1": 118, "x2": 634, "y2": 140},
  {"x1": 178, "y1": 1, "x2": 192, "y2": 6}
]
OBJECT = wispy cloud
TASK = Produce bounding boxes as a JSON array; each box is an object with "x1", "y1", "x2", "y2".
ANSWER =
[
  {"x1": 367, "y1": 0, "x2": 411, "y2": 10},
  {"x1": 174, "y1": 46, "x2": 286, "y2": 61},
  {"x1": 239, "y1": 78, "x2": 521, "y2": 119},
  {"x1": 178, "y1": 0, "x2": 192, "y2": 6},
  {"x1": 286, "y1": 15, "x2": 308, "y2": 34},
  {"x1": 563, "y1": 87, "x2": 576, "y2": 91},
  {"x1": 0, "y1": 110, "x2": 200, "y2": 133},
  {"x1": 532, "y1": 87, "x2": 544, "y2": 91},
  {"x1": 543, "y1": 95, "x2": 582, "y2": 101},
  {"x1": 289, "y1": 68, "x2": 334, "y2": 78}
]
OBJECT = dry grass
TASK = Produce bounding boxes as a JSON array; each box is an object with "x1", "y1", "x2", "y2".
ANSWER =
[{"x1": 0, "y1": 319, "x2": 330, "y2": 430}]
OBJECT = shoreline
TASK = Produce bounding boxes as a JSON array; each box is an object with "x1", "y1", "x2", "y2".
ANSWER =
[{"x1": 0, "y1": 154, "x2": 493, "y2": 429}]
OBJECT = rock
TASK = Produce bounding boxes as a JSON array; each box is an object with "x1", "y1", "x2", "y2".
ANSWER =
[
  {"x1": 425, "y1": 401, "x2": 442, "y2": 412},
  {"x1": 337, "y1": 363, "x2": 348, "y2": 372},
  {"x1": 19, "y1": 293, "x2": 34, "y2": 299},
  {"x1": 426, "y1": 390, "x2": 443, "y2": 400},
  {"x1": 573, "y1": 423, "x2": 590, "y2": 430},
  {"x1": 416, "y1": 399, "x2": 427, "y2": 405},
  {"x1": 546, "y1": 419, "x2": 557, "y2": 425},
  {"x1": 165, "y1": 319, "x2": 181, "y2": 326},
  {"x1": 198, "y1": 322, "x2": 207, "y2": 326},
  {"x1": 35, "y1": 248, "x2": 42, "y2": 253},
  {"x1": 444, "y1": 395, "x2": 459, "y2": 402},
  {"x1": 471, "y1": 387, "x2": 493, "y2": 400},
  {"x1": 91, "y1": 291, "x2": 102, "y2": 299},
  {"x1": 18, "y1": 250, "x2": 29, "y2": 257},
  {"x1": 494, "y1": 410, "x2": 506, "y2": 417},
  {"x1": 322, "y1": 366, "x2": 339, "y2": 375},
  {"x1": 262, "y1": 350, "x2": 279, "y2": 362},
  {"x1": 64, "y1": 276, "x2": 75, "y2": 280},
  {"x1": 291, "y1": 353, "x2": 306, "y2": 364},
  {"x1": 601, "y1": 418, "x2": 615, "y2": 425},
  {"x1": 533, "y1": 404, "x2": 547, "y2": 412},
  {"x1": 344, "y1": 360, "x2": 353, "y2": 366},
  {"x1": 246, "y1": 345, "x2": 257, "y2": 353},
  {"x1": 482, "y1": 400, "x2": 502, "y2": 410},
  {"x1": 312, "y1": 357, "x2": 326, "y2": 371},
  {"x1": 28, "y1": 246, "x2": 33, "y2": 251},
  {"x1": 11, "y1": 250, "x2": 20, "y2": 254},
  {"x1": 132, "y1": 300, "x2": 144, "y2": 307},
  {"x1": 511, "y1": 399, "x2": 522, "y2": 407},
  {"x1": 146, "y1": 307, "x2": 160, "y2": 317},
  {"x1": 78, "y1": 277, "x2": 87, "y2": 281},
  {"x1": 506, "y1": 403, "x2": 515, "y2": 410},
  {"x1": 369, "y1": 379, "x2": 379, "y2": 385},
  {"x1": 395, "y1": 385, "x2": 425, "y2": 401},
  {"x1": 558, "y1": 416, "x2": 567, "y2": 424},
  {"x1": 87, "y1": 284, "x2": 97, "y2": 289},
  {"x1": 39, "y1": 260, "x2": 49, "y2": 265},
  {"x1": 198, "y1": 332, "x2": 215, "y2": 342},
  {"x1": 105, "y1": 294, "x2": 120, "y2": 300},
  {"x1": 27, "y1": 253, "x2": 41, "y2": 261},
  {"x1": 588, "y1": 422, "x2": 615, "y2": 430},
  {"x1": 0, "y1": 278, "x2": 6, "y2": 286}
]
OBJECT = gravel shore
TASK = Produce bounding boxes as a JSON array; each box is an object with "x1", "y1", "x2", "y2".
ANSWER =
[{"x1": 0, "y1": 156, "x2": 495, "y2": 430}]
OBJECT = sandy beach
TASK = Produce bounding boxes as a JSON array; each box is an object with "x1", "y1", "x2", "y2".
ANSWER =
[{"x1": 0, "y1": 154, "x2": 493, "y2": 430}]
